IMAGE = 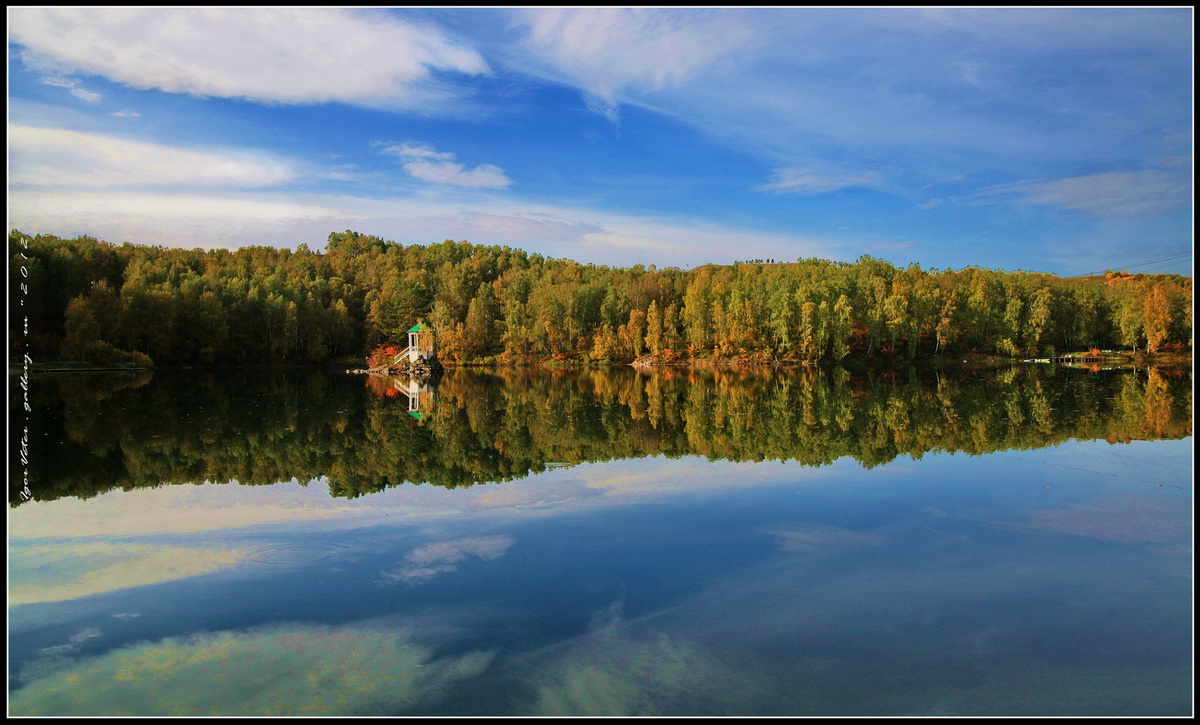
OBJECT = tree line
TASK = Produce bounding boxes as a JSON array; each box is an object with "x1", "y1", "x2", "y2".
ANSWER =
[
  {"x1": 9, "y1": 229, "x2": 1192, "y2": 367},
  {"x1": 13, "y1": 364, "x2": 1191, "y2": 506}
]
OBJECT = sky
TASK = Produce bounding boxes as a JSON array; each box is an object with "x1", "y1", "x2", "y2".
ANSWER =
[{"x1": 6, "y1": 7, "x2": 1193, "y2": 276}]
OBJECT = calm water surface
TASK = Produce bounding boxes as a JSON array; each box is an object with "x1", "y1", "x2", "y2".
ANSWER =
[{"x1": 8, "y1": 365, "x2": 1192, "y2": 716}]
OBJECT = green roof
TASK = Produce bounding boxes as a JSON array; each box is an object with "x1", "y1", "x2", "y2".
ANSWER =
[{"x1": 407, "y1": 323, "x2": 430, "y2": 333}]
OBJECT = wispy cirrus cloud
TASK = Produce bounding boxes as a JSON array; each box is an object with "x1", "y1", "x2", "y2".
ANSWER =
[
  {"x1": 971, "y1": 164, "x2": 1192, "y2": 218},
  {"x1": 528, "y1": 602, "x2": 766, "y2": 716},
  {"x1": 753, "y1": 166, "x2": 882, "y2": 195},
  {"x1": 8, "y1": 8, "x2": 489, "y2": 108},
  {"x1": 514, "y1": 8, "x2": 756, "y2": 121},
  {"x1": 558, "y1": 8, "x2": 1189, "y2": 202},
  {"x1": 382, "y1": 143, "x2": 512, "y2": 189},
  {"x1": 762, "y1": 523, "x2": 886, "y2": 553}
]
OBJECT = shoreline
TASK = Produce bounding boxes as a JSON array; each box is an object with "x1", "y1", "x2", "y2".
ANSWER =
[{"x1": 12, "y1": 350, "x2": 1191, "y2": 376}]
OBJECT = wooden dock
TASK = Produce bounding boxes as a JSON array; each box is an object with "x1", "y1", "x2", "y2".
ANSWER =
[{"x1": 1024, "y1": 347, "x2": 1105, "y2": 364}]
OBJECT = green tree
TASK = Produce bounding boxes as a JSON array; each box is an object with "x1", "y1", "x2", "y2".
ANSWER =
[
  {"x1": 1142, "y1": 283, "x2": 1172, "y2": 354},
  {"x1": 645, "y1": 300, "x2": 663, "y2": 357}
]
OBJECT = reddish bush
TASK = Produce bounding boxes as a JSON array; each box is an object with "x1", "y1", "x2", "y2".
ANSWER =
[{"x1": 366, "y1": 344, "x2": 403, "y2": 368}]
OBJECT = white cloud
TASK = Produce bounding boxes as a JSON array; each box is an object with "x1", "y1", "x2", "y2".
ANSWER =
[
  {"x1": 9, "y1": 542, "x2": 251, "y2": 606},
  {"x1": 515, "y1": 8, "x2": 756, "y2": 120},
  {"x1": 10, "y1": 623, "x2": 493, "y2": 715},
  {"x1": 38, "y1": 73, "x2": 101, "y2": 102},
  {"x1": 5, "y1": 479, "x2": 391, "y2": 540},
  {"x1": 111, "y1": 110, "x2": 141, "y2": 117},
  {"x1": 383, "y1": 535, "x2": 514, "y2": 583},
  {"x1": 8, "y1": 125, "x2": 297, "y2": 188},
  {"x1": 386, "y1": 142, "x2": 455, "y2": 162},
  {"x1": 39, "y1": 75, "x2": 77, "y2": 88},
  {"x1": 404, "y1": 160, "x2": 511, "y2": 189},
  {"x1": 9, "y1": 8, "x2": 489, "y2": 107},
  {"x1": 8, "y1": 186, "x2": 844, "y2": 266},
  {"x1": 383, "y1": 143, "x2": 512, "y2": 189},
  {"x1": 753, "y1": 166, "x2": 882, "y2": 195},
  {"x1": 68, "y1": 87, "x2": 102, "y2": 103}
]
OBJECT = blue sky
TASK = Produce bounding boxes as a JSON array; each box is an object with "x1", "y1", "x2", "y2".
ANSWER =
[{"x1": 7, "y1": 7, "x2": 1193, "y2": 275}]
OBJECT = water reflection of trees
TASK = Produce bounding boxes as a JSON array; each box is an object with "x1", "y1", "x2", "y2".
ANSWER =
[{"x1": 12, "y1": 365, "x2": 1192, "y2": 505}]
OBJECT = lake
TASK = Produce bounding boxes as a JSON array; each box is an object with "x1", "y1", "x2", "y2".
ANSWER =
[{"x1": 8, "y1": 364, "x2": 1192, "y2": 716}]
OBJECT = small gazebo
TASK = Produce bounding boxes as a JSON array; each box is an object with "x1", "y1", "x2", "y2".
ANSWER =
[{"x1": 402, "y1": 322, "x2": 434, "y2": 364}]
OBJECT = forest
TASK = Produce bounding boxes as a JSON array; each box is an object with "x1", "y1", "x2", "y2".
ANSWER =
[
  {"x1": 9, "y1": 229, "x2": 1193, "y2": 368},
  {"x1": 13, "y1": 364, "x2": 1192, "y2": 505}
]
